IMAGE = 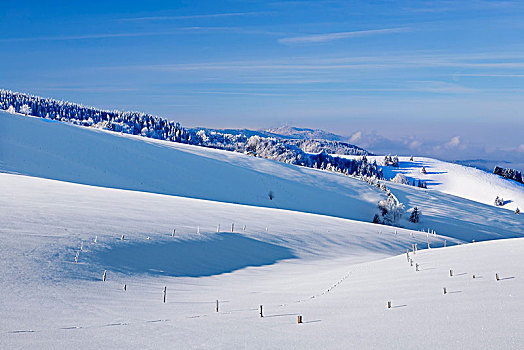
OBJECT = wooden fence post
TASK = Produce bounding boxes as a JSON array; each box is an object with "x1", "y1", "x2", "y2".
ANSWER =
[
  {"x1": 216, "y1": 300, "x2": 219, "y2": 312},
  {"x1": 103, "y1": 270, "x2": 107, "y2": 282},
  {"x1": 259, "y1": 305, "x2": 263, "y2": 317},
  {"x1": 163, "y1": 286, "x2": 167, "y2": 303},
  {"x1": 387, "y1": 301, "x2": 391, "y2": 309},
  {"x1": 297, "y1": 315, "x2": 302, "y2": 324}
]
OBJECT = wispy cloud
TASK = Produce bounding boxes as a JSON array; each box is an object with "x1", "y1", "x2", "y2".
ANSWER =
[
  {"x1": 278, "y1": 27, "x2": 409, "y2": 44},
  {"x1": 410, "y1": 81, "x2": 478, "y2": 94},
  {"x1": 0, "y1": 31, "x2": 180, "y2": 42},
  {"x1": 119, "y1": 11, "x2": 270, "y2": 22},
  {"x1": 0, "y1": 27, "x2": 284, "y2": 43},
  {"x1": 404, "y1": 6, "x2": 455, "y2": 13},
  {"x1": 445, "y1": 136, "x2": 461, "y2": 148},
  {"x1": 454, "y1": 73, "x2": 524, "y2": 78}
]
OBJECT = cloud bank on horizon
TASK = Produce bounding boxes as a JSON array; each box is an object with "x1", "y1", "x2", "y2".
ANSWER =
[{"x1": 0, "y1": 0, "x2": 522, "y2": 163}]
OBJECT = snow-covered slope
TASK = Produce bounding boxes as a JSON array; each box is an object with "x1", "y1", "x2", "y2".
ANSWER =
[
  {"x1": 0, "y1": 173, "x2": 522, "y2": 349},
  {"x1": 1, "y1": 112, "x2": 522, "y2": 241},
  {"x1": 0, "y1": 111, "x2": 382, "y2": 222},
  {"x1": 348, "y1": 155, "x2": 524, "y2": 212},
  {"x1": 1, "y1": 109, "x2": 524, "y2": 349}
]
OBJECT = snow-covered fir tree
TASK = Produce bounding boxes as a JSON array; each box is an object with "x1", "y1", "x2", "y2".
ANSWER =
[
  {"x1": 409, "y1": 207, "x2": 421, "y2": 223},
  {"x1": 383, "y1": 154, "x2": 399, "y2": 167}
]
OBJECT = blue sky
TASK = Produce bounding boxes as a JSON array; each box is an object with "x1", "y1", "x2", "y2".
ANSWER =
[{"x1": 1, "y1": 0, "x2": 523, "y2": 163}]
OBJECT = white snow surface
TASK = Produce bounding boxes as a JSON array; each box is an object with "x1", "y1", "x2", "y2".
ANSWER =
[
  {"x1": 1, "y1": 112, "x2": 522, "y2": 240},
  {"x1": 347, "y1": 155, "x2": 524, "y2": 212},
  {"x1": 1, "y1": 173, "x2": 523, "y2": 349},
  {"x1": 1, "y1": 111, "x2": 524, "y2": 349},
  {"x1": 0, "y1": 112, "x2": 382, "y2": 222}
]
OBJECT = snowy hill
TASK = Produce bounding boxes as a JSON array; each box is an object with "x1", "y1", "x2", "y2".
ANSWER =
[
  {"x1": 346, "y1": 155, "x2": 524, "y2": 212},
  {"x1": 1, "y1": 111, "x2": 522, "y2": 241},
  {"x1": 1, "y1": 173, "x2": 522, "y2": 349},
  {"x1": 0, "y1": 111, "x2": 382, "y2": 222},
  {"x1": 263, "y1": 125, "x2": 344, "y2": 141},
  {"x1": 1, "y1": 109, "x2": 524, "y2": 349}
]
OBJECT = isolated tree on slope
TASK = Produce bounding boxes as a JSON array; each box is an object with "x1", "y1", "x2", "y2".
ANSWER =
[{"x1": 409, "y1": 207, "x2": 421, "y2": 223}]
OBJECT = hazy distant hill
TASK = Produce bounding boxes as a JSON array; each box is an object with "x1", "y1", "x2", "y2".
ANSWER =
[
  {"x1": 189, "y1": 126, "x2": 368, "y2": 155},
  {"x1": 263, "y1": 125, "x2": 344, "y2": 141}
]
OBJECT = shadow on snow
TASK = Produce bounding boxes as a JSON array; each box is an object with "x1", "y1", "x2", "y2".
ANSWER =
[{"x1": 87, "y1": 232, "x2": 296, "y2": 278}]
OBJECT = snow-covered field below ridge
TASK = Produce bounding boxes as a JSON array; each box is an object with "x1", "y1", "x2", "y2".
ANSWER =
[
  {"x1": 1, "y1": 173, "x2": 522, "y2": 349},
  {"x1": 344, "y1": 155, "x2": 524, "y2": 212},
  {"x1": 1, "y1": 112, "x2": 522, "y2": 241},
  {"x1": 1, "y1": 111, "x2": 523, "y2": 349}
]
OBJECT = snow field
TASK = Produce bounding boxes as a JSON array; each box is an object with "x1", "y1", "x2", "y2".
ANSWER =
[
  {"x1": 346, "y1": 155, "x2": 524, "y2": 212},
  {"x1": 1, "y1": 110, "x2": 523, "y2": 349}
]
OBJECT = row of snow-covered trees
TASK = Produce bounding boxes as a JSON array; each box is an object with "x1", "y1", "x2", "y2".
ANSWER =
[
  {"x1": 246, "y1": 136, "x2": 383, "y2": 177},
  {"x1": 283, "y1": 139, "x2": 368, "y2": 156},
  {"x1": 0, "y1": 89, "x2": 189, "y2": 142},
  {"x1": 0, "y1": 89, "x2": 382, "y2": 179},
  {"x1": 493, "y1": 166, "x2": 523, "y2": 184}
]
